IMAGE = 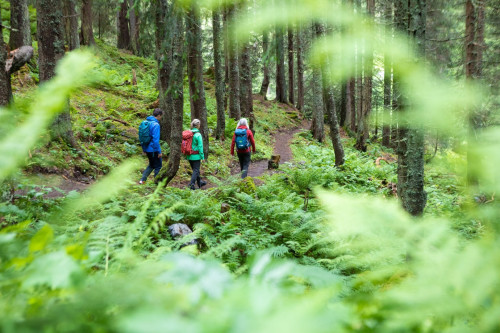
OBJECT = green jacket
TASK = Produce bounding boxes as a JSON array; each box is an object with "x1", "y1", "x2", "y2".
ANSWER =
[{"x1": 186, "y1": 128, "x2": 204, "y2": 161}]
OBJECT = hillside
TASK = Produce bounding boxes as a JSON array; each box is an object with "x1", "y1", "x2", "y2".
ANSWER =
[{"x1": 1, "y1": 42, "x2": 490, "y2": 332}]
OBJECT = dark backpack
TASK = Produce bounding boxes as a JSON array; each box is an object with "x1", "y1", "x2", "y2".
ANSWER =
[
  {"x1": 181, "y1": 130, "x2": 199, "y2": 155},
  {"x1": 235, "y1": 128, "x2": 250, "y2": 150},
  {"x1": 138, "y1": 120, "x2": 152, "y2": 145}
]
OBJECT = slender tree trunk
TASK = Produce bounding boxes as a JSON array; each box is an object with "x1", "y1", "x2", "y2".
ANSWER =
[
  {"x1": 63, "y1": 0, "x2": 80, "y2": 50},
  {"x1": 296, "y1": 25, "x2": 305, "y2": 111},
  {"x1": 129, "y1": 0, "x2": 139, "y2": 54},
  {"x1": 117, "y1": 0, "x2": 131, "y2": 50},
  {"x1": 259, "y1": 31, "x2": 270, "y2": 98},
  {"x1": 227, "y1": 5, "x2": 241, "y2": 119},
  {"x1": 81, "y1": 0, "x2": 95, "y2": 46},
  {"x1": 310, "y1": 23, "x2": 325, "y2": 142},
  {"x1": 382, "y1": 1, "x2": 392, "y2": 147},
  {"x1": 9, "y1": 0, "x2": 32, "y2": 49},
  {"x1": 155, "y1": 0, "x2": 172, "y2": 143},
  {"x1": 397, "y1": 0, "x2": 427, "y2": 216},
  {"x1": 37, "y1": 0, "x2": 77, "y2": 147},
  {"x1": 157, "y1": 5, "x2": 184, "y2": 186},
  {"x1": 340, "y1": 82, "x2": 347, "y2": 126},
  {"x1": 288, "y1": 26, "x2": 295, "y2": 105},
  {"x1": 213, "y1": 8, "x2": 226, "y2": 140},
  {"x1": 223, "y1": 9, "x2": 229, "y2": 112},
  {"x1": 240, "y1": 42, "x2": 254, "y2": 126},
  {"x1": 186, "y1": 2, "x2": 209, "y2": 159},
  {"x1": 0, "y1": 8, "x2": 10, "y2": 106},
  {"x1": 275, "y1": 25, "x2": 287, "y2": 103},
  {"x1": 355, "y1": 0, "x2": 374, "y2": 152}
]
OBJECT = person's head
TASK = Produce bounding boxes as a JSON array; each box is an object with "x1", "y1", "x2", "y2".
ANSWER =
[
  {"x1": 153, "y1": 108, "x2": 163, "y2": 120},
  {"x1": 191, "y1": 119, "x2": 201, "y2": 129},
  {"x1": 237, "y1": 118, "x2": 248, "y2": 128}
]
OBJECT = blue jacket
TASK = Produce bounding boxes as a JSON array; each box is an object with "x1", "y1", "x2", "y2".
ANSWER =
[{"x1": 141, "y1": 116, "x2": 161, "y2": 153}]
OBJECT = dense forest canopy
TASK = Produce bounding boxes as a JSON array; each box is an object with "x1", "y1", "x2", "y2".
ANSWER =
[{"x1": 1, "y1": 0, "x2": 499, "y2": 332}]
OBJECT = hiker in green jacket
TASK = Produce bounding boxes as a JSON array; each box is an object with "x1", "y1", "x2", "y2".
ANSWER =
[{"x1": 186, "y1": 119, "x2": 206, "y2": 190}]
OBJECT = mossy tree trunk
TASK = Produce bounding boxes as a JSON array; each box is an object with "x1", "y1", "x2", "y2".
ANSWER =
[
  {"x1": 296, "y1": 25, "x2": 304, "y2": 111},
  {"x1": 157, "y1": 5, "x2": 184, "y2": 186},
  {"x1": 212, "y1": 8, "x2": 226, "y2": 140},
  {"x1": 128, "y1": 0, "x2": 139, "y2": 55},
  {"x1": 227, "y1": 5, "x2": 241, "y2": 120},
  {"x1": 396, "y1": 0, "x2": 427, "y2": 216},
  {"x1": 117, "y1": 0, "x2": 131, "y2": 50},
  {"x1": 0, "y1": 8, "x2": 10, "y2": 106},
  {"x1": 310, "y1": 23, "x2": 325, "y2": 143},
  {"x1": 275, "y1": 25, "x2": 287, "y2": 103},
  {"x1": 9, "y1": 0, "x2": 32, "y2": 49},
  {"x1": 186, "y1": 1, "x2": 209, "y2": 159},
  {"x1": 382, "y1": 1, "x2": 392, "y2": 147},
  {"x1": 81, "y1": 0, "x2": 95, "y2": 46},
  {"x1": 63, "y1": 0, "x2": 80, "y2": 50},
  {"x1": 288, "y1": 26, "x2": 295, "y2": 105},
  {"x1": 239, "y1": 0, "x2": 253, "y2": 130},
  {"x1": 259, "y1": 31, "x2": 270, "y2": 99},
  {"x1": 155, "y1": 0, "x2": 173, "y2": 143},
  {"x1": 37, "y1": 0, "x2": 78, "y2": 147}
]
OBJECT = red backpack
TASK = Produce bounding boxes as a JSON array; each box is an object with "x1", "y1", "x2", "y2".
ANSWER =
[{"x1": 181, "y1": 130, "x2": 199, "y2": 155}]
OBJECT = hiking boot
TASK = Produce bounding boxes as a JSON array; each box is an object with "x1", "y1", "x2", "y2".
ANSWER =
[
  {"x1": 138, "y1": 180, "x2": 145, "y2": 185},
  {"x1": 189, "y1": 184, "x2": 196, "y2": 190},
  {"x1": 199, "y1": 180, "x2": 207, "y2": 188}
]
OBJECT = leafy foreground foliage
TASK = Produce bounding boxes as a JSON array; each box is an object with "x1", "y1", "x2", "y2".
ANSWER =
[{"x1": 2, "y1": 44, "x2": 500, "y2": 333}]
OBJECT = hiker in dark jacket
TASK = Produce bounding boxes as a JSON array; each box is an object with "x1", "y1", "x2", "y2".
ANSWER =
[
  {"x1": 231, "y1": 118, "x2": 256, "y2": 178},
  {"x1": 139, "y1": 108, "x2": 163, "y2": 184},
  {"x1": 186, "y1": 119, "x2": 206, "y2": 190}
]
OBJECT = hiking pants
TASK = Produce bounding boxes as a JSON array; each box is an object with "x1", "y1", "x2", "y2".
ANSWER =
[
  {"x1": 189, "y1": 160, "x2": 202, "y2": 187},
  {"x1": 237, "y1": 152, "x2": 251, "y2": 179},
  {"x1": 141, "y1": 152, "x2": 162, "y2": 181}
]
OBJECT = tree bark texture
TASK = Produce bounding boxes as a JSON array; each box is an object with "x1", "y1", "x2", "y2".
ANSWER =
[
  {"x1": 117, "y1": 0, "x2": 131, "y2": 50},
  {"x1": 240, "y1": 41, "x2": 254, "y2": 128},
  {"x1": 259, "y1": 31, "x2": 270, "y2": 98},
  {"x1": 310, "y1": 23, "x2": 325, "y2": 142},
  {"x1": 37, "y1": 0, "x2": 77, "y2": 147},
  {"x1": 397, "y1": 0, "x2": 427, "y2": 216},
  {"x1": 129, "y1": 0, "x2": 139, "y2": 54},
  {"x1": 227, "y1": 5, "x2": 241, "y2": 120},
  {"x1": 9, "y1": 0, "x2": 32, "y2": 49},
  {"x1": 63, "y1": 0, "x2": 80, "y2": 50},
  {"x1": 382, "y1": 1, "x2": 392, "y2": 147},
  {"x1": 355, "y1": 0, "x2": 374, "y2": 152},
  {"x1": 275, "y1": 25, "x2": 287, "y2": 103},
  {"x1": 155, "y1": 0, "x2": 173, "y2": 143},
  {"x1": 186, "y1": 2, "x2": 209, "y2": 159},
  {"x1": 287, "y1": 26, "x2": 295, "y2": 105},
  {"x1": 81, "y1": 0, "x2": 95, "y2": 46},
  {"x1": 296, "y1": 26, "x2": 305, "y2": 111},
  {"x1": 213, "y1": 9, "x2": 226, "y2": 140},
  {"x1": 0, "y1": 8, "x2": 10, "y2": 106},
  {"x1": 157, "y1": 6, "x2": 184, "y2": 186}
]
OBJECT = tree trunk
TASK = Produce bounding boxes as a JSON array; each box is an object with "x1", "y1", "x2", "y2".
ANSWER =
[
  {"x1": 129, "y1": 0, "x2": 139, "y2": 54},
  {"x1": 157, "y1": 6, "x2": 184, "y2": 186},
  {"x1": 382, "y1": 1, "x2": 392, "y2": 147},
  {"x1": 275, "y1": 25, "x2": 287, "y2": 103},
  {"x1": 288, "y1": 26, "x2": 295, "y2": 105},
  {"x1": 227, "y1": 5, "x2": 241, "y2": 119},
  {"x1": 213, "y1": 8, "x2": 226, "y2": 140},
  {"x1": 259, "y1": 31, "x2": 270, "y2": 99},
  {"x1": 310, "y1": 23, "x2": 325, "y2": 142},
  {"x1": 0, "y1": 8, "x2": 10, "y2": 106},
  {"x1": 155, "y1": 0, "x2": 172, "y2": 143},
  {"x1": 81, "y1": 0, "x2": 96, "y2": 46},
  {"x1": 63, "y1": 0, "x2": 80, "y2": 50},
  {"x1": 340, "y1": 82, "x2": 347, "y2": 127},
  {"x1": 117, "y1": 0, "x2": 131, "y2": 50},
  {"x1": 296, "y1": 25, "x2": 305, "y2": 111},
  {"x1": 186, "y1": 2, "x2": 209, "y2": 159},
  {"x1": 9, "y1": 0, "x2": 32, "y2": 49},
  {"x1": 37, "y1": 0, "x2": 77, "y2": 147},
  {"x1": 355, "y1": 0, "x2": 374, "y2": 152},
  {"x1": 397, "y1": 0, "x2": 427, "y2": 216},
  {"x1": 240, "y1": 42, "x2": 254, "y2": 127}
]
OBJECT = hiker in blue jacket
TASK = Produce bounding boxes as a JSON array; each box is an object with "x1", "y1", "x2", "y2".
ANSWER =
[
  {"x1": 231, "y1": 118, "x2": 256, "y2": 178},
  {"x1": 139, "y1": 108, "x2": 163, "y2": 184}
]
